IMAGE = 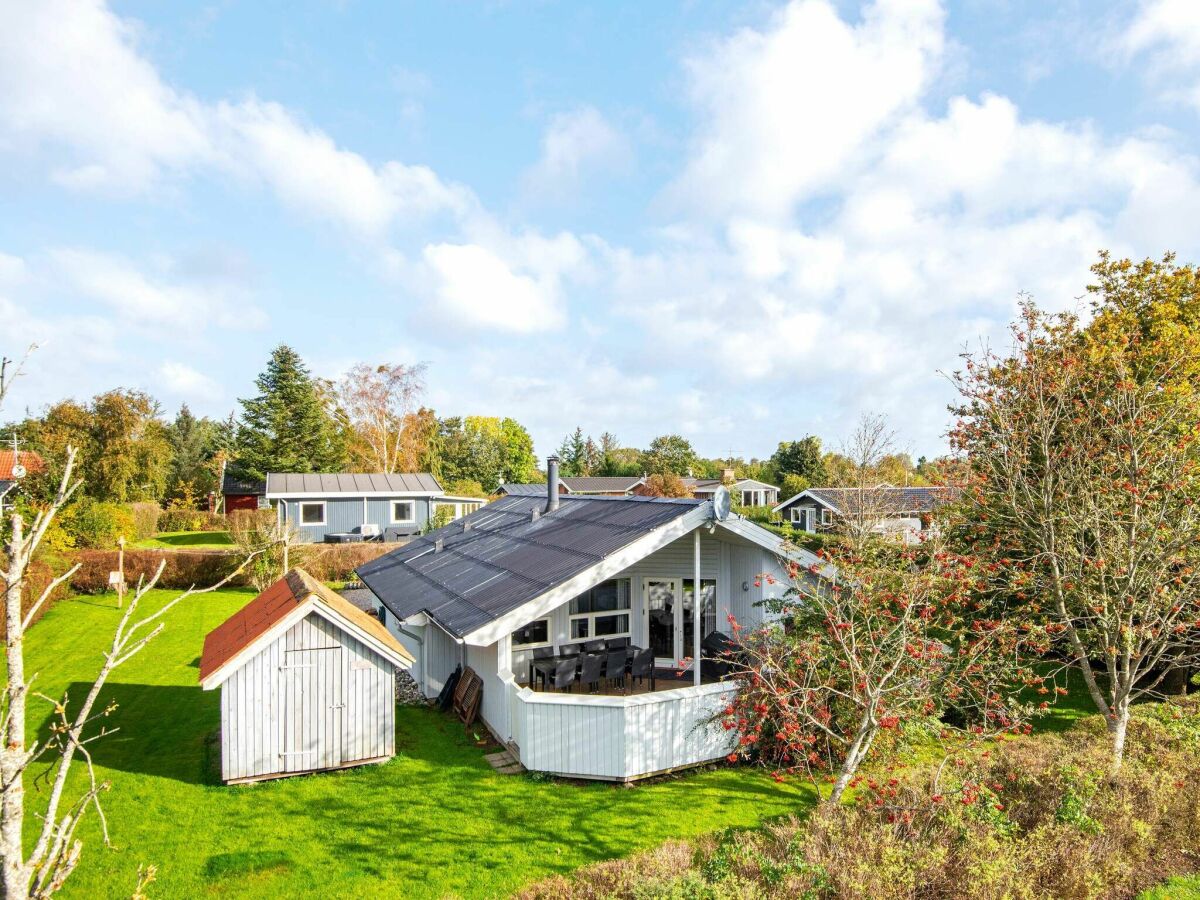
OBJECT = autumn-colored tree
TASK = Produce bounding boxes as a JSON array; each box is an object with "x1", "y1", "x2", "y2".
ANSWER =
[
  {"x1": 336, "y1": 362, "x2": 428, "y2": 473},
  {"x1": 951, "y1": 253, "x2": 1200, "y2": 774},
  {"x1": 638, "y1": 473, "x2": 693, "y2": 498},
  {"x1": 639, "y1": 434, "x2": 697, "y2": 476},
  {"x1": 723, "y1": 536, "x2": 1037, "y2": 802}
]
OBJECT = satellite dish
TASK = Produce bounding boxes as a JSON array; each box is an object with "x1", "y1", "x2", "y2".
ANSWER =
[
  {"x1": 712, "y1": 485, "x2": 731, "y2": 521},
  {"x1": 11, "y1": 464, "x2": 26, "y2": 480}
]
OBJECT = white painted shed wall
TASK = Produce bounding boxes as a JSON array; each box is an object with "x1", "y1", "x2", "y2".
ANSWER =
[{"x1": 219, "y1": 611, "x2": 396, "y2": 783}]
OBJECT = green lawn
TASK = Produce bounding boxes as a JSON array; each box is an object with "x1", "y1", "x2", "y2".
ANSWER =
[
  {"x1": 131, "y1": 530, "x2": 234, "y2": 550},
  {"x1": 23, "y1": 589, "x2": 811, "y2": 899},
  {"x1": 1140, "y1": 876, "x2": 1200, "y2": 899}
]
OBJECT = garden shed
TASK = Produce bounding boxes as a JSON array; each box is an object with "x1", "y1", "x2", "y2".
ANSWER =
[{"x1": 199, "y1": 568, "x2": 414, "y2": 784}]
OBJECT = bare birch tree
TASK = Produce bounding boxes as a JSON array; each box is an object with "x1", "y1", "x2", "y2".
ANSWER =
[
  {"x1": 337, "y1": 362, "x2": 427, "y2": 473},
  {"x1": 0, "y1": 354, "x2": 256, "y2": 898}
]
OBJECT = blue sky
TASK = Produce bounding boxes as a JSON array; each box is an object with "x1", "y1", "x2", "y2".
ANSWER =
[{"x1": 3, "y1": 0, "x2": 1200, "y2": 464}]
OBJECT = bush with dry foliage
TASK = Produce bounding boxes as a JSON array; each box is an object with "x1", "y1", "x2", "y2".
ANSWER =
[{"x1": 519, "y1": 699, "x2": 1200, "y2": 900}]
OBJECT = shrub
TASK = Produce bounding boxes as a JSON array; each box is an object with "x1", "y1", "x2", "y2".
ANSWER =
[
  {"x1": 68, "y1": 549, "x2": 245, "y2": 593},
  {"x1": 62, "y1": 499, "x2": 136, "y2": 549},
  {"x1": 521, "y1": 700, "x2": 1200, "y2": 900},
  {"x1": 292, "y1": 543, "x2": 397, "y2": 583},
  {"x1": 157, "y1": 509, "x2": 226, "y2": 533},
  {"x1": 128, "y1": 502, "x2": 161, "y2": 541}
]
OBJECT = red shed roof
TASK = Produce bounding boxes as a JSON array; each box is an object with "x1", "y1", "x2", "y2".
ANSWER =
[
  {"x1": 0, "y1": 451, "x2": 44, "y2": 480},
  {"x1": 199, "y1": 568, "x2": 411, "y2": 687}
]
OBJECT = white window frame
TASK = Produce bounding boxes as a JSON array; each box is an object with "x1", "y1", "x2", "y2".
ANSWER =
[
  {"x1": 568, "y1": 579, "x2": 632, "y2": 641},
  {"x1": 820, "y1": 508, "x2": 833, "y2": 526},
  {"x1": 298, "y1": 501, "x2": 326, "y2": 526},
  {"x1": 789, "y1": 507, "x2": 802, "y2": 524},
  {"x1": 511, "y1": 617, "x2": 552, "y2": 649},
  {"x1": 390, "y1": 499, "x2": 416, "y2": 524}
]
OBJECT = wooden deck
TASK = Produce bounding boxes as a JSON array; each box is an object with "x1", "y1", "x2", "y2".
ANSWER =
[{"x1": 523, "y1": 669, "x2": 723, "y2": 697}]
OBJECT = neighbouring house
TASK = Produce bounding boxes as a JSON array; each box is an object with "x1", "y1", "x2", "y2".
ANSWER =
[
  {"x1": 0, "y1": 450, "x2": 44, "y2": 513},
  {"x1": 221, "y1": 473, "x2": 267, "y2": 513},
  {"x1": 496, "y1": 475, "x2": 645, "y2": 497},
  {"x1": 199, "y1": 567, "x2": 414, "y2": 784},
  {"x1": 772, "y1": 485, "x2": 961, "y2": 541},
  {"x1": 681, "y1": 470, "x2": 779, "y2": 507},
  {"x1": 265, "y1": 472, "x2": 481, "y2": 543},
  {"x1": 357, "y1": 457, "x2": 827, "y2": 782}
]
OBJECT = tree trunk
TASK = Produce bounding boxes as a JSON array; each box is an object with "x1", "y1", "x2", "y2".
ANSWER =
[
  {"x1": 1107, "y1": 700, "x2": 1130, "y2": 778},
  {"x1": 2, "y1": 516, "x2": 29, "y2": 900},
  {"x1": 828, "y1": 714, "x2": 876, "y2": 803}
]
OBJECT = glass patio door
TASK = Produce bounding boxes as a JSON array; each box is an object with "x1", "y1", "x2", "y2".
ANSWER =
[{"x1": 643, "y1": 578, "x2": 680, "y2": 666}]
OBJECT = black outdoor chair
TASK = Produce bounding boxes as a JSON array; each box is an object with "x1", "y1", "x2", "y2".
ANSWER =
[
  {"x1": 560, "y1": 643, "x2": 582, "y2": 656},
  {"x1": 607, "y1": 637, "x2": 630, "y2": 649},
  {"x1": 700, "y1": 631, "x2": 739, "y2": 680},
  {"x1": 584, "y1": 639, "x2": 607, "y2": 653},
  {"x1": 604, "y1": 648, "x2": 628, "y2": 691},
  {"x1": 628, "y1": 648, "x2": 655, "y2": 694},
  {"x1": 552, "y1": 658, "x2": 577, "y2": 692},
  {"x1": 530, "y1": 646, "x2": 555, "y2": 689},
  {"x1": 578, "y1": 652, "x2": 605, "y2": 693}
]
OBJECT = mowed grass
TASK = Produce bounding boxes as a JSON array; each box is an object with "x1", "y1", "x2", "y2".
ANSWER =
[
  {"x1": 22, "y1": 589, "x2": 811, "y2": 899},
  {"x1": 131, "y1": 530, "x2": 234, "y2": 550}
]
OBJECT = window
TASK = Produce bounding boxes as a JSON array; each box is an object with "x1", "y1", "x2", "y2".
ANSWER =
[
  {"x1": 742, "y1": 490, "x2": 755, "y2": 506},
  {"x1": 789, "y1": 507, "x2": 802, "y2": 523},
  {"x1": 683, "y1": 578, "x2": 718, "y2": 637},
  {"x1": 512, "y1": 618, "x2": 551, "y2": 648},
  {"x1": 821, "y1": 508, "x2": 833, "y2": 526},
  {"x1": 391, "y1": 500, "x2": 415, "y2": 523},
  {"x1": 298, "y1": 501, "x2": 325, "y2": 526},
  {"x1": 569, "y1": 579, "x2": 631, "y2": 640}
]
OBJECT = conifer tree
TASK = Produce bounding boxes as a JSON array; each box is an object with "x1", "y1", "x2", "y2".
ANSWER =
[{"x1": 235, "y1": 345, "x2": 347, "y2": 479}]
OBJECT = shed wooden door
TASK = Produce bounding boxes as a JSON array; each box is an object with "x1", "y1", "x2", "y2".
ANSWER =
[{"x1": 281, "y1": 646, "x2": 344, "y2": 772}]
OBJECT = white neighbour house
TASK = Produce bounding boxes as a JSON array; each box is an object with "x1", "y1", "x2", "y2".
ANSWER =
[
  {"x1": 772, "y1": 486, "x2": 961, "y2": 541},
  {"x1": 200, "y1": 568, "x2": 414, "y2": 784},
  {"x1": 358, "y1": 458, "x2": 826, "y2": 781}
]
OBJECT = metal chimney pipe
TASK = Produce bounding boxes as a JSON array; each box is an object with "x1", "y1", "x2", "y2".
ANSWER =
[{"x1": 546, "y1": 456, "x2": 561, "y2": 514}]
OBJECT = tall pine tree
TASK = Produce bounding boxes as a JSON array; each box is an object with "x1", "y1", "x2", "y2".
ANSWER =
[{"x1": 235, "y1": 345, "x2": 347, "y2": 479}]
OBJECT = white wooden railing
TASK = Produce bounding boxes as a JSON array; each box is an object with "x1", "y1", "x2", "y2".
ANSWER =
[{"x1": 505, "y1": 677, "x2": 738, "y2": 781}]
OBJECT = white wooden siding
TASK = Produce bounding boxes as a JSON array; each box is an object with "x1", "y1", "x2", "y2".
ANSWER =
[
  {"x1": 219, "y1": 611, "x2": 396, "y2": 782},
  {"x1": 507, "y1": 680, "x2": 737, "y2": 780}
]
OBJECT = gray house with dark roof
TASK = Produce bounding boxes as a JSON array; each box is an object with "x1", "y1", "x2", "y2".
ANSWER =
[
  {"x1": 266, "y1": 472, "x2": 483, "y2": 543},
  {"x1": 357, "y1": 458, "x2": 827, "y2": 781},
  {"x1": 773, "y1": 486, "x2": 960, "y2": 540}
]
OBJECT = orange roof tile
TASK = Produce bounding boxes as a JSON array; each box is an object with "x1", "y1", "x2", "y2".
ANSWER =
[
  {"x1": 199, "y1": 568, "x2": 411, "y2": 685},
  {"x1": 0, "y1": 451, "x2": 44, "y2": 481}
]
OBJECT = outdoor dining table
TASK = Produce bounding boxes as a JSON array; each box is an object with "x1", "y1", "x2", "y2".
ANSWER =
[{"x1": 527, "y1": 646, "x2": 642, "y2": 691}]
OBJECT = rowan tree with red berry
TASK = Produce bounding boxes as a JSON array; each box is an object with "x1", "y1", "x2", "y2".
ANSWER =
[
  {"x1": 950, "y1": 253, "x2": 1200, "y2": 775},
  {"x1": 722, "y1": 532, "x2": 1039, "y2": 803}
]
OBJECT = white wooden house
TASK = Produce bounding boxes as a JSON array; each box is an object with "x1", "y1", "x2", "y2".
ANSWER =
[
  {"x1": 358, "y1": 457, "x2": 829, "y2": 782},
  {"x1": 200, "y1": 568, "x2": 414, "y2": 784}
]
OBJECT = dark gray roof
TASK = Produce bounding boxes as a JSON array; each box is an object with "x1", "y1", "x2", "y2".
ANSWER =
[
  {"x1": 266, "y1": 472, "x2": 442, "y2": 494},
  {"x1": 358, "y1": 494, "x2": 703, "y2": 638},
  {"x1": 796, "y1": 486, "x2": 960, "y2": 514},
  {"x1": 561, "y1": 475, "x2": 643, "y2": 493},
  {"x1": 222, "y1": 474, "x2": 266, "y2": 496},
  {"x1": 496, "y1": 482, "x2": 547, "y2": 497},
  {"x1": 340, "y1": 587, "x2": 381, "y2": 614}
]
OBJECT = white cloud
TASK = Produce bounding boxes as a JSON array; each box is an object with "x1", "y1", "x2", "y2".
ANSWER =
[
  {"x1": 0, "y1": 0, "x2": 473, "y2": 235},
  {"x1": 1123, "y1": 0, "x2": 1200, "y2": 110},
  {"x1": 672, "y1": 0, "x2": 944, "y2": 219},
  {"x1": 522, "y1": 106, "x2": 632, "y2": 199},
  {"x1": 156, "y1": 361, "x2": 222, "y2": 401},
  {"x1": 421, "y1": 243, "x2": 566, "y2": 333},
  {"x1": 49, "y1": 248, "x2": 268, "y2": 333}
]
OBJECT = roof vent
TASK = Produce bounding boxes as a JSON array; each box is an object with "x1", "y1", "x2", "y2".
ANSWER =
[
  {"x1": 530, "y1": 508, "x2": 540, "y2": 523},
  {"x1": 462, "y1": 518, "x2": 472, "y2": 533},
  {"x1": 434, "y1": 537, "x2": 444, "y2": 553}
]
